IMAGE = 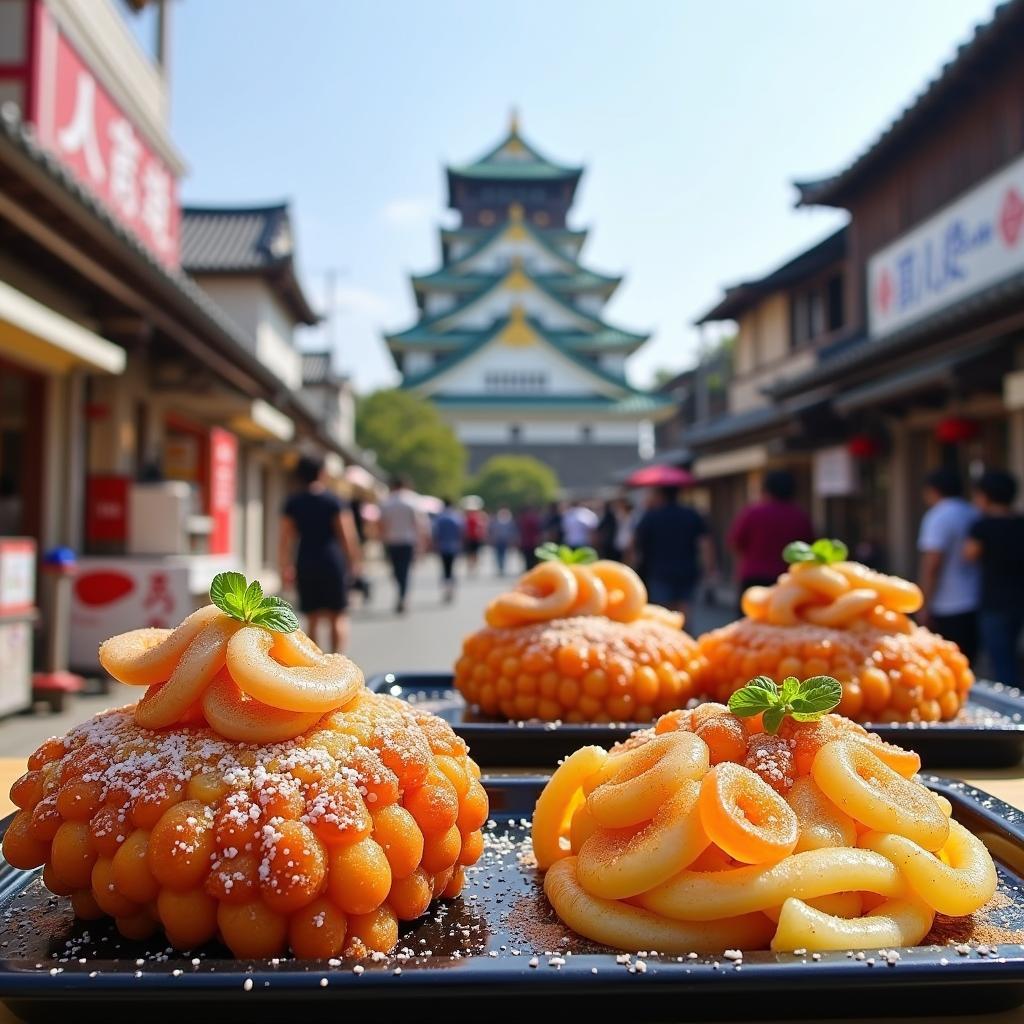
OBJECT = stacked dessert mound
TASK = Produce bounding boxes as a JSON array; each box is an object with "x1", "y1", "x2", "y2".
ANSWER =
[
  {"x1": 699, "y1": 540, "x2": 973, "y2": 722},
  {"x1": 455, "y1": 548, "x2": 706, "y2": 722},
  {"x1": 2, "y1": 575, "x2": 488, "y2": 959},
  {"x1": 532, "y1": 676, "x2": 997, "y2": 954}
]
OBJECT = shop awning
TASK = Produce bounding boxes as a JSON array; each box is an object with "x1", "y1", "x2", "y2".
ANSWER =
[
  {"x1": 831, "y1": 344, "x2": 1001, "y2": 415},
  {"x1": 229, "y1": 399, "x2": 295, "y2": 442},
  {"x1": 0, "y1": 279, "x2": 125, "y2": 375},
  {"x1": 692, "y1": 444, "x2": 768, "y2": 479}
]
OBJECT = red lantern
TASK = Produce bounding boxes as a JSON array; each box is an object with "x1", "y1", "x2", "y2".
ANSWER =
[
  {"x1": 848, "y1": 434, "x2": 881, "y2": 459},
  {"x1": 934, "y1": 417, "x2": 979, "y2": 444}
]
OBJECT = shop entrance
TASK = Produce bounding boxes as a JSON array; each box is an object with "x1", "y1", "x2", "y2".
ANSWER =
[{"x1": 0, "y1": 358, "x2": 44, "y2": 539}]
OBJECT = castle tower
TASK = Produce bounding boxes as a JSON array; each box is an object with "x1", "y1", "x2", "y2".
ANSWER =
[{"x1": 386, "y1": 115, "x2": 668, "y2": 492}]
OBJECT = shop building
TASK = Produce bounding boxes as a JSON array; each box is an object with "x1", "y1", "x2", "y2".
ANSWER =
[
  {"x1": 690, "y1": 228, "x2": 849, "y2": 577},
  {"x1": 386, "y1": 115, "x2": 670, "y2": 493},
  {"x1": 686, "y1": 0, "x2": 1024, "y2": 580},
  {"x1": 0, "y1": 0, "x2": 363, "y2": 687},
  {"x1": 778, "y1": 0, "x2": 1024, "y2": 578}
]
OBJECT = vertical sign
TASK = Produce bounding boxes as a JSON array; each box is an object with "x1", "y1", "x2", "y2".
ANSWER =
[
  {"x1": 28, "y1": 3, "x2": 180, "y2": 265},
  {"x1": 208, "y1": 427, "x2": 237, "y2": 555}
]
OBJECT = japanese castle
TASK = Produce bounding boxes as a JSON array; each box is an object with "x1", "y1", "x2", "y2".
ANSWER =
[{"x1": 386, "y1": 115, "x2": 669, "y2": 491}]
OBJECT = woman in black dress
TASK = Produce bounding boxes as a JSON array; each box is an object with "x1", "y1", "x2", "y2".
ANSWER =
[{"x1": 279, "y1": 455, "x2": 362, "y2": 653}]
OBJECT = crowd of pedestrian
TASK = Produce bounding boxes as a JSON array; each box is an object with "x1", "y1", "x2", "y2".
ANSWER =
[{"x1": 276, "y1": 454, "x2": 1024, "y2": 688}]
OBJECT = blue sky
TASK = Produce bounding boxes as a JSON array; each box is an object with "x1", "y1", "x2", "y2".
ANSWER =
[{"x1": 170, "y1": 0, "x2": 1000, "y2": 392}]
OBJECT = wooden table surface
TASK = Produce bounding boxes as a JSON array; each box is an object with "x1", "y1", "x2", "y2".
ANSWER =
[{"x1": 1, "y1": 757, "x2": 1023, "y2": 1024}]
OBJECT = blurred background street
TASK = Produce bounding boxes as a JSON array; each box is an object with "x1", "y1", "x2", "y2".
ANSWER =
[{"x1": 0, "y1": 552, "x2": 734, "y2": 756}]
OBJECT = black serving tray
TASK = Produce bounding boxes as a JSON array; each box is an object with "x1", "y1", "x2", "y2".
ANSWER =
[
  {"x1": 1, "y1": 777, "x2": 1024, "y2": 1022},
  {"x1": 369, "y1": 672, "x2": 1024, "y2": 769}
]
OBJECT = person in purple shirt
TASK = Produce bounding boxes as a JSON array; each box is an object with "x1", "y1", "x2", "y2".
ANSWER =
[{"x1": 728, "y1": 470, "x2": 814, "y2": 605}]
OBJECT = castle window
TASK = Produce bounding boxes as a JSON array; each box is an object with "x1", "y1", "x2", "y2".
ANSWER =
[
  {"x1": 580, "y1": 425, "x2": 593, "y2": 443},
  {"x1": 509, "y1": 424, "x2": 522, "y2": 443},
  {"x1": 484, "y1": 371, "x2": 549, "y2": 394}
]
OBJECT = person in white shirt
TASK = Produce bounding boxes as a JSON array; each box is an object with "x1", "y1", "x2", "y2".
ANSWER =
[
  {"x1": 562, "y1": 501, "x2": 599, "y2": 549},
  {"x1": 379, "y1": 476, "x2": 427, "y2": 614},
  {"x1": 918, "y1": 467, "x2": 981, "y2": 660}
]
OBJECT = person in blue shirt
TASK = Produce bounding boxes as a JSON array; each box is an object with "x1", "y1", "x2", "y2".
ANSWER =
[
  {"x1": 432, "y1": 498, "x2": 465, "y2": 604},
  {"x1": 918, "y1": 467, "x2": 980, "y2": 661}
]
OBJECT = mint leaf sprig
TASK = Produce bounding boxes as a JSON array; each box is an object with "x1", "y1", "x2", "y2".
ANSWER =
[
  {"x1": 727, "y1": 675, "x2": 843, "y2": 734},
  {"x1": 210, "y1": 572, "x2": 299, "y2": 634},
  {"x1": 535, "y1": 542, "x2": 598, "y2": 566},
  {"x1": 783, "y1": 538, "x2": 849, "y2": 566}
]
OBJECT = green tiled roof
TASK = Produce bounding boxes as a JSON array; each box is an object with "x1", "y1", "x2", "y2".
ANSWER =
[
  {"x1": 447, "y1": 125, "x2": 582, "y2": 182},
  {"x1": 398, "y1": 271, "x2": 644, "y2": 341},
  {"x1": 401, "y1": 318, "x2": 652, "y2": 397},
  {"x1": 441, "y1": 226, "x2": 587, "y2": 251},
  {"x1": 411, "y1": 269, "x2": 620, "y2": 295},
  {"x1": 438, "y1": 215, "x2": 585, "y2": 277},
  {"x1": 386, "y1": 317, "x2": 647, "y2": 354}
]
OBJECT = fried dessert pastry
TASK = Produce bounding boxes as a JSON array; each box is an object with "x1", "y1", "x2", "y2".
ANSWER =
[
  {"x1": 3, "y1": 574, "x2": 487, "y2": 959},
  {"x1": 532, "y1": 675, "x2": 996, "y2": 954},
  {"x1": 455, "y1": 547, "x2": 706, "y2": 722},
  {"x1": 699, "y1": 540, "x2": 973, "y2": 722}
]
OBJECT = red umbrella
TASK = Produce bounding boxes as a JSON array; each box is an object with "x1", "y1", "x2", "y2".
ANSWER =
[{"x1": 626, "y1": 464, "x2": 696, "y2": 488}]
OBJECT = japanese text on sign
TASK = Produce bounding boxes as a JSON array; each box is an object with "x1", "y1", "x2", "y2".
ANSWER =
[
  {"x1": 868, "y1": 151, "x2": 1024, "y2": 337},
  {"x1": 32, "y1": 14, "x2": 180, "y2": 264}
]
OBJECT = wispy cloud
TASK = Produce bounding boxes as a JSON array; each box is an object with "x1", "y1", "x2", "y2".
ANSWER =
[{"x1": 381, "y1": 197, "x2": 435, "y2": 229}]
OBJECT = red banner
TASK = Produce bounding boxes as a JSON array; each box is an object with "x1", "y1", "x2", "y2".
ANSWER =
[
  {"x1": 85, "y1": 475, "x2": 130, "y2": 544},
  {"x1": 208, "y1": 428, "x2": 237, "y2": 556},
  {"x1": 27, "y1": 3, "x2": 180, "y2": 265}
]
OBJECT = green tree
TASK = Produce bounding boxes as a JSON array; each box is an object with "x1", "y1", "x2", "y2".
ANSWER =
[
  {"x1": 470, "y1": 455, "x2": 559, "y2": 511},
  {"x1": 355, "y1": 389, "x2": 466, "y2": 496}
]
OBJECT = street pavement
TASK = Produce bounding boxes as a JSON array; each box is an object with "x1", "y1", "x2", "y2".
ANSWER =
[{"x1": 0, "y1": 552, "x2": 734, "y2": 757}]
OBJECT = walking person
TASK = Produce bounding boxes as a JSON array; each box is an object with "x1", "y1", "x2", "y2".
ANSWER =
[
  {"x1": 633, "y1": 486, "x2": 716, "y2": 616},
  {"x1": 517, "y1": 505, "x2": 543, "y2": 569},
  {"x1": 542, "y1": 501, "x2": 565, "y2": 544},
  {"x1": 432, "y1": 498, "x2": 465, "y2": 604},
  {"x1": 380, "y1": 476, "x2": 426, "y2": 615},
  {"x1": 917, "y1": 468, "x2": 980, "y2": 660},
  {"x1": 562, "y1": 500, "x2": 598, "y2": 551},
  {"x1": 965, "y1": 470, "x2": 1024, "y2": 685},
  {"x1": 728, "y1": 469, "x2": 814, "y2": 608},
  {"x1": 462, "y1": 500, "x2": 488, "y2": 576},
  {"x1": 488, "y1": 506, "x2": 518, "y2": 576},
  {"x1": 279, "y1": 454, "x2": 362, "y2": 653}
]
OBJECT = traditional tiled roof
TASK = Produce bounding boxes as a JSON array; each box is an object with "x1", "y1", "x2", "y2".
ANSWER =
[
  {"x1": 401, "y1": 315, "x2": 650, "y2": 397},
  {"x1": 695, "y1": 227, "x2": 847, "y2": 324},
  {"x1": 411, "y1": 268, "x2": 621, "y2": 296},
  {"x1": 447, "y1": 117, "x2": 582, "y2": 184},
  {"x1": 182, "y1": 203, "x2": 320, "y2": 326},
  {"x1": 301, "y1": 350, "x2": 334, "y2": 385},
  {"x1": 404, "y1": 269, "x2": 644, "y2": 341},
  {"x1": 794, "y1": 0, "x2": 1024, "y2": 208},
  {"x1": 386, "y1": 318, "x2": 645, "y2": 354},
  {"x1": 441, "y1": 225, "x2": 586, "y2": 254}
]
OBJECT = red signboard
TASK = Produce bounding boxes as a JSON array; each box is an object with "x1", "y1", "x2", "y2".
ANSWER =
[
  {"x1": 85, "y1": 475, "x2": 129, "y2": 544},
  {"x1": 26, "y1": 2, "x2": 180, "y2": 265},
  {"x1": 208, "y1": 427, "x2": 237, "y2": 556}
]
